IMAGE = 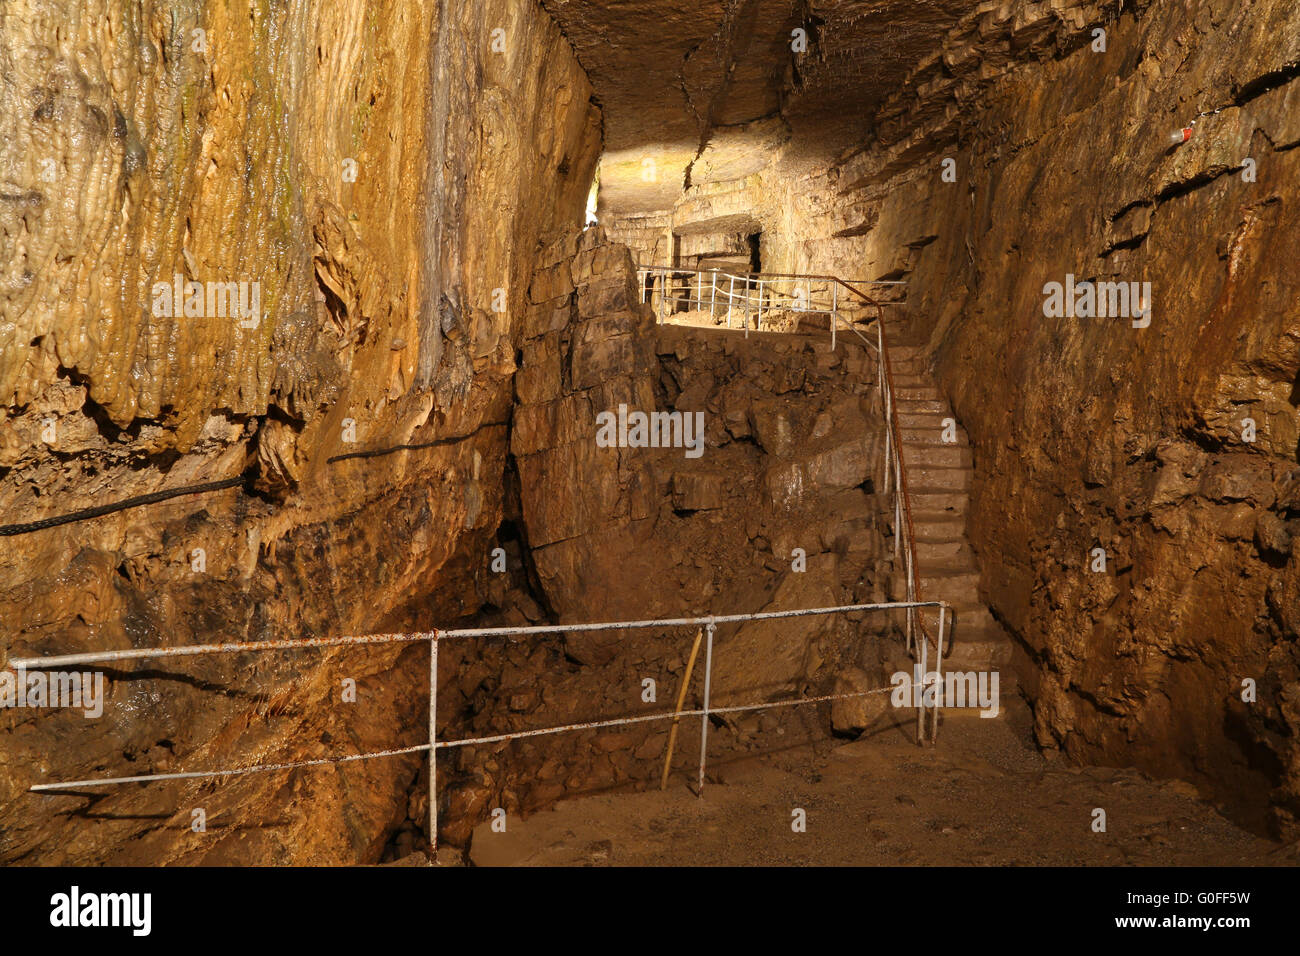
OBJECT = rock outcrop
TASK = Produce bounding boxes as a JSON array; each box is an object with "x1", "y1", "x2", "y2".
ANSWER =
[
  {"x1": 426, "y1": 229, "x2": 899, "y2": 846},
  {"x1": 0, "y1": 0, "x2": 599, "y2": 864},
  {"x1": 836, "y1": 0, "x2": 1300, "y2": 837}
]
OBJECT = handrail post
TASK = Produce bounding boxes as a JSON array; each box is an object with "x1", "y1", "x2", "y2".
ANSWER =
[
  {"x1": 916, "y1": 611, "x2": 928, "y2": 745},
  {"x1": 895, "y1": 471, "x2": 902, "y2": 561},
  {"x1": 880, "y1": 323, "x2": 891, "y2": 497},
  {"x1": 428, "y1": 631, "x2": 438, "y2": 859},
  {"x1": 831, "y1": 284, "x2": 838, "y2": 351},
  {"x1": 883, "y1": 415, "x2": 892, "y2": 495},
  {"x1": 931, "y1": 605, "x2": 947, "y2": 744},
  {"x1": 905, "y1": 528, "x2": 914, "y2": 653},
  {"x1": 696, "y1": 270, "x2": 702, "y2": 312},
  {"x1": 697, "y1": 620, "x2": 716, "y2": 795},
  {"x1": 744, "y1": 276, "x2": 751, "y2": 338}
]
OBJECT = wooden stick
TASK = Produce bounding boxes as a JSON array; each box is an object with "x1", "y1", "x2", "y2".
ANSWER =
[{"x1": 660, "y1": 628, "x2": 704, "y2": 791}]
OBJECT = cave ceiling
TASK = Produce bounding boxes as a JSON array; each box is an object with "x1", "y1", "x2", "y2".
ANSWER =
[{"x1": 540, "y1": 0, "x2": 978, "y2": 215}]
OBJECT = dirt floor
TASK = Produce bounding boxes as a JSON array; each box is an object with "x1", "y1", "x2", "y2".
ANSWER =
[{"x1": 458, "y1": 697, "x2": 1296, "y2": 866}]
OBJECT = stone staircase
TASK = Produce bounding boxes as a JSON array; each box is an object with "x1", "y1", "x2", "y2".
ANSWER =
[{"x1": 886, "y1": 335, "x2": 1016, "y2": 707}]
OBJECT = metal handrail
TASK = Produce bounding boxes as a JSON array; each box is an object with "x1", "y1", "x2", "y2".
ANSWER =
[
  {"x1": 639, "y1": 264, "x2": 906, "y2": 286},
  {"x1": 17, "y1": 601, "x2": 950, "y2": 855},
  {"x1": 639, "y1": 266, "x2": 844, "y2": 344}
]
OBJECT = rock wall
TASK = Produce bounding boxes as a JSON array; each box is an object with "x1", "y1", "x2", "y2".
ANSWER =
[
  {"x1": 847, "y1": 0, "x2": 1300, "y2": 836},
  {"x1": 425, "y1": 229, "x2": 897, "y2": 846},
  {"x1": 0, "y1": 0, "x2": 599, "y2": 864}
]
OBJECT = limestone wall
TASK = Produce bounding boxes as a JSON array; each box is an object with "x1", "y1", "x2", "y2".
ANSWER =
[
  {"x1": 848, "y1": 0, "x2": 1300, "y2": 837},
  {"x1": 0, "y1": 0, "x2": 600, "y2": 864}
]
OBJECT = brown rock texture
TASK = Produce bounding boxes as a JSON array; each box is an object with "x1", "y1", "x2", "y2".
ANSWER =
[
  {"x1": 422, "y1": 230, "x2": 898, "y2": 846},
  {"x1": 1, "y1": 0, "x2": 599, "y2": 864},
  {"x1": 839, "y1": 0, "x2": 1300, "y2": 837},
  {"x1": 5, "y1": 0, "x2": 1293, "y2": 866},
  {"x1": 592, "y1": 0, "x2": 1126, "y2": 243},
  {"x1": 594, "y1": 0, "x2": 1300, "y2": 839}
]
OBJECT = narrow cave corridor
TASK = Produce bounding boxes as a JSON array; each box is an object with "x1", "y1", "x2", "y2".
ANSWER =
[{"x1": 2, "y1": 0, "x2": 1299, "y2": 897}]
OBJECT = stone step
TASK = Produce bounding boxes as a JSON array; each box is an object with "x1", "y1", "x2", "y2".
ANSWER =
[
  {"x1": 944, "y1": 636, "x2": 1014, "y2": 671},
  {"x1": 884, "y1": 656, "x2": 1013, "y2": 684},
  {"x1": 919, "y1": 568, "x2": 981, "y2": 605},
  {"x1": 920, "y1": 603, "x2": 997, "y2": 636},
  {"x1": 892, "y1": 389, "x2": 937, "y2": 404},
  {"x1": 897, "y1": 409, "x2": 949, "y2": 428},
  {"x1": 906, "y1": 464, "x2": 971, "y2": 492},
  {"x1": 919, "y1": 560, "x2": 982, "y2": 580},
  {"x1": 908, "y1": 491, "x2": 967, "y2": 513},
  {"x1": 894, "y1": 397, "x2": 946, "y2": 414},
  {"x1": 889, "y1": 358, "x2": 931, "y2": 377},
  {"x1": 926, "y1": 567, "x2": 984, "y2": 588},
  {"x1": 894, "y1": 385, "x2": 941, "y2": 401},
  {"x1": 896, "y1": 406, "x2": 947, "y2": 422},
  {"x1": 880, "y1": 676, "x2": 1017, "y2": 719},
  {"x1": 887, "y1": 634, "x2": 1017, "y2": 673},
  {"x1": 900, "y1": 425, "x2": 968, "y2": 446},
  {"x1": 889, "y1": 375, "x2": 935, "y2": 390},
  {"x1": 884, "y1": 580, "x2": 981, "y2": 614},
  {"x1": 910, "y1": 513, "x2": 967, "y2": 540},
  {"x1": 914, "y1": 538, "x2": 973, "y2": 563},
  {"x1": 902, "y1": 444, "x2": 973, "y2": 469}
]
